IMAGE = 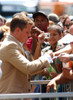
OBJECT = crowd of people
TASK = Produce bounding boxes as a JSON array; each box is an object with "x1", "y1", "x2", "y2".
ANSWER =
[{"x1": 0, "y1": 10, "x2": 73, "y2": 100}]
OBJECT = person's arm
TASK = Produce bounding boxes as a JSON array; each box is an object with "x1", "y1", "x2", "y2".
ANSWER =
[
  {"x1": 31, "y1": 34, "x2": 37, "y2": 56},
  {"x1": 62, "y1": 67, "x2": 73, "y2": 80},
  {"x1": 47, "y1": 73, "x2": 70, "y2": 92},
  {"x1": 54, "y1": 44, "x2": 72, "y2": 56},
  {"x1": 33, "y1": 34, "x2": 45, "y2": 59},
  {"x1": 31, "y1": 26, "x2": 43, "y2": 56},
  {"x1": 33, "y1": 41, "x2": 41, "y2": 60},
  {"x1": 5, "y1": 43, "x2": 53, "y2": 75},
  {"x1": 58, "y1": 53, "x2": 73, "y2": 63}
]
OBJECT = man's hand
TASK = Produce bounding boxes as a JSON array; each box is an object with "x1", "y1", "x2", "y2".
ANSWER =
[
  {"x1": 47, "y1": 79, "x2": 57, "y2": 92},
  {"x1": 38, "y1": 34, "x2": 45, "y2": 44},
  {"x1": 58, "y1": 53, "x2": 71, "y2": 63},
  {"x1": 40, "y1": 68, "x2": 49, "y2": 76},
  {"x1": 31, "y1": 26, "x2": 43, "y2": 36}
]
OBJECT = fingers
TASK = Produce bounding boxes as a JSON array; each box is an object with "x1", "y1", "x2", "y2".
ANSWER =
[
  {"x1": 53, "y1": 85, "x2": 57, "y2": 91},
  {"x1": 47, "y1": 81, "x2": 57, "y2": 93},
  {"x1": 46, "y1": 86, "x2": 51, "y2": 93},
  {"x1": 31, "y1": 26, "x2": 43, "y2": 35},
  {"x1": 58, "y1": 53, "x2": 65, "y2": 58},
  {"x1": 47, "y1": 85, "x2": 56, "y2": 93}
]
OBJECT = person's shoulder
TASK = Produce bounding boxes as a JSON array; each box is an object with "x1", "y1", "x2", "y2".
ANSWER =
[{"x1": 1, "y1": 35, "x2": 18, "y2": 49}]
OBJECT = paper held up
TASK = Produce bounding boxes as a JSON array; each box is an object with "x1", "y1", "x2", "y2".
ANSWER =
[{"x1": 58, "y1": 34, "x2": 73, "y2": 44}]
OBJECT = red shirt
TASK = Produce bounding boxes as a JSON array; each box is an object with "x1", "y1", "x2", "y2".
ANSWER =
[{"x1": 26, "y1": 34, "x2": 38, "y2": 51}]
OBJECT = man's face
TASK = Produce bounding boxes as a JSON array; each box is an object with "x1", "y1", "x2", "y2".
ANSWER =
[
  {"x1": 34, "y1": 15, "x2": 49, "y2": 32},
  {"x1": 19, "y1": 24, "x2": 32, "y2": 43}
]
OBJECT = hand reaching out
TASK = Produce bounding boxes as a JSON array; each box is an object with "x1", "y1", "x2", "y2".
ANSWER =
[
  {"x1": 58, "y1": 53, "x2": 71, "y2": 63},
  {"x1": 47, "y1": 79, "x2": 57, "y2": 92}
]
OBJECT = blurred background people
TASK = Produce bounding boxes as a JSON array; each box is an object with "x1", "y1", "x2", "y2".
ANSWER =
[
  {"x1": 48, "y1": 13, "x2": 59, "y2": 24},
  {"x1": 0, "y1": 15, "x2": 6, "y2": 26}
]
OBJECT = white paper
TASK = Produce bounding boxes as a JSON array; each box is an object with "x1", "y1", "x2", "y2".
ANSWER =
[
  {"x1": 58, "y1": 34, "x2": 73, "y2": 44},
  {"x1": 48, "y1": 55, "x2": 53, "y2": 63}
]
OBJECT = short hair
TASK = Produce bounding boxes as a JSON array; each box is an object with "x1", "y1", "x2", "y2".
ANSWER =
[
  {"x1": 47, "y1": 25, "x2": 62, "y2": 35},
  {"x1": 59, "y1": 14, "x2": 69, "y2": 20},
  {"x1": 63, "y1": 17, "x2": 69, "y2": 26},
  {"x1": 10, "y1": 13, "x2": 34, "y2": 32},
  {"x1": 48, "y1": 13, "x2": 59, "y2": 24}
]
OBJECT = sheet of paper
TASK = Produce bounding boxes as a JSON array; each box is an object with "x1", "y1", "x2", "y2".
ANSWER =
[{"x1": 58, "y1": 34, "x2": 73, "y2": 44}]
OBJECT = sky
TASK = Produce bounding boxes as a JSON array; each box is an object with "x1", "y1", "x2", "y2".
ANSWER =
[
  {"x1": 59, "y1": 0, "x2": 73, "y2": 2},
  {"x1": 1, "y1": 0, "x2": 73, "y2": 2},
  {"x1": 40, "y1": 0, "x2": 73, "y2": 2}
]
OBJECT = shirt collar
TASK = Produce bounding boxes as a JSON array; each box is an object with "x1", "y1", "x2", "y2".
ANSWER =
[{"x1": 10, "y1": 34, "x2": 23, "y2": 47}]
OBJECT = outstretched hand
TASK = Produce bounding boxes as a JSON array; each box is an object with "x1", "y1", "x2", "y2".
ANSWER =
[
  {"x1": 47, "y1": 79, "x2": 57, "y2": 92},
  {"x1": 58, "y1": 53, "x2": 71, "y2": 63}
]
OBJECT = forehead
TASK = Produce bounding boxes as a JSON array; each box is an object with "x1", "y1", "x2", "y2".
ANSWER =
[
  {"x1": 48, "y1": 29, "x2": 58, "y2": 34},
  {"x1": 35, "y1": 15, "x2": 47, "y2": 20}
]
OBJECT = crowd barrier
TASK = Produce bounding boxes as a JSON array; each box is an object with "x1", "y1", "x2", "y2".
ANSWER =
[
  {"x1": 30, "y1": 80, "x2": 73, "y2": 100},
  {"x1": 0, "y1": 80, "x2": 73, "y2": 100},
  {"x1": 0, "y1": 92, "x2": 73, "y2": 100}
]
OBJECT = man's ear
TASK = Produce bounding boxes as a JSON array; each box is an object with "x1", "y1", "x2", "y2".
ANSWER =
[{"x1": 15, "y1": 27, "x2": 21, "y2": 32}]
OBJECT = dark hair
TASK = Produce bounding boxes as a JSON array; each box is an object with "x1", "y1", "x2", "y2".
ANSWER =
[
  {"x1": 33, "y1": 11, "x2": 48, "y2": 21},
  {"x1": 10, "y1": 13, "x2": 34, "y2": 32},
  {"x1": 63, "y1": 17, "x2": 69, "y2": 26},
  {"x1": 47, "y1": 25, "x2": 62, "y2": 35},
  {"x1": 0, "y1": 31, "x2": 4, "y2": 40},
  {"x1": 59, "y1": 14, "x2": 69, "y2": 21}
]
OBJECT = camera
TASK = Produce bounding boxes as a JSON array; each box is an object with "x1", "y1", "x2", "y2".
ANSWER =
[{"x1": 43, "y1": 32, "x2": 50, "y2": 39}]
